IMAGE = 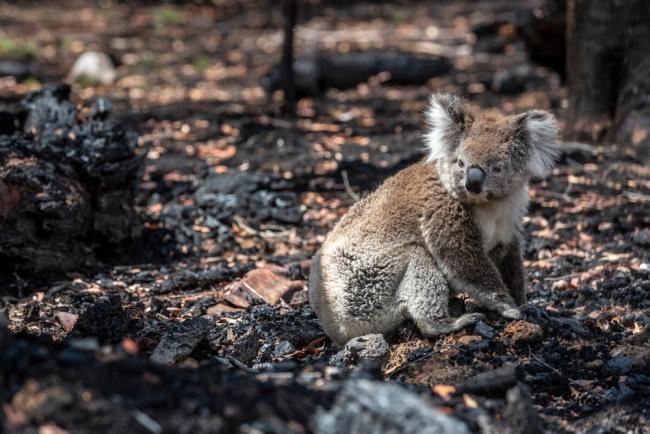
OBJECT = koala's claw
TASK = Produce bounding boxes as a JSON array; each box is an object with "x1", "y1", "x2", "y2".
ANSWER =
[
  {"x1": 455, "y1": 312, "x2": 486, "y2": 327},
  {"x1": 499, "y1": 306, "x2": 523, "y2": 320}
]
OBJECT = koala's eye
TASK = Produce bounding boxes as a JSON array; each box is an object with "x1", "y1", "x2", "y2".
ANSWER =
[
  {"x1": 457, "y1": 159, "x2": 465, "y2": 168},
  {"x1": 493, "y1": 163, "x2": 505, "y2": 173}
]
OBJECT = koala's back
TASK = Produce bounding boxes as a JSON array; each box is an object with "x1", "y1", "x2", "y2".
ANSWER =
[{"x1": 309, "y1": 161, "x2": 450, "y2": 342}]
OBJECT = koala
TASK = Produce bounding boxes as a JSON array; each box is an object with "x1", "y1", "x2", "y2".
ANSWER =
[{"x1": 309, "y1": 94, "x2": 559, "y2": 344}]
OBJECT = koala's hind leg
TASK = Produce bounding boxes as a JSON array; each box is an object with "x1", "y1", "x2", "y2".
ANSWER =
[{"x1": 397, "y1": 246, "x2": 484, "y2": 337}]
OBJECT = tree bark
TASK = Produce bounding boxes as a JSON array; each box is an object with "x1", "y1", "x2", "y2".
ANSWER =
[
  {"x1": 281, "y1": 0, "x2": 297, "y2": 115},
  {"x1": 566, "y1": 0, "x2": 650, "y2": 159}
]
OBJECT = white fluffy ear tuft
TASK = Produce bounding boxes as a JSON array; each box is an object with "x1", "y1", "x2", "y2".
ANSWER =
[
  {"x1": 520, "y1": 110, "x2": 560, "y2": 178},
  {"x1": 424, "y1": 93, "x2": 469, "y2": 162}
]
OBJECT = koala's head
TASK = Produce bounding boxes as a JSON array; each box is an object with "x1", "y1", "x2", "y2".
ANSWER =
[{"x1": 424, "y1": 93, "x2": 559, "y2": 205}]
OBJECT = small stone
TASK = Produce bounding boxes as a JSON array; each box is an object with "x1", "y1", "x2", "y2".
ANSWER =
[
  {"x1": 230, "y1": 327, "x2": 260, "y2": 364},
  {"x1": 551, "y1": 316, "x2": 587, "y2": 335},
  {"x1": 330, "y1": 334, "x2": 389, "y2": 368},
  {"x1": 273, "y1": 340, "x2": 296, "y2": 357},
  {"x1": 89, "y1": 96, "x2": 113, "y2": 120},
  {"x1": 616, "y1": 384, "x2": 636, "y2": 402},
  {"x1": 474, "y1": 321, "x2": 496, "y2": 339},
  {"x1": 258, "y1": 342, "x2": 274, "y2": 361},
  {"x1": 251, "y1": 362, "x2": 274, "y2": 371},
  {"x1": 68, "y1": 337, "x2": 100, "y2": 352},
  {"x1": 585, "y1": 359, "x2": 604, "y2": 370},
  {"x1": 69, "y1": 51, "x2": 117, "y2": 85},
  {"x1": 504, "y1": 320, "x2": 544, "y2": 346},
  {"x1": 604, "y1": 356, "x2": 635, "y2": 375},
  {"x1": 601, "y1": 273, "x2": 631, "y2": 291},
  {"x1": 150, "y1": 316, "x2": 211, "y2": 364},
  {"x1": 632, "y1": 229, "x2": 650, "y2": 247}
]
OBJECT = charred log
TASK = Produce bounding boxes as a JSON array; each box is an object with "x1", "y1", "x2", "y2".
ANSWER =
[
  {"x1": 263, "y1": 51, "x2": 452, "y2": 98},
  {"x1": 0, "y1": 84, "x2": 146, "y2": 276}
]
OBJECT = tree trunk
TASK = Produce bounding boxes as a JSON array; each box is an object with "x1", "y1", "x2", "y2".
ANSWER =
[
  {"x1": 281, "y1": 0, "x2": 297, "y2": 115},
  {"x1": 566, "y1": 0, "x2": 650, "y2": 159}
]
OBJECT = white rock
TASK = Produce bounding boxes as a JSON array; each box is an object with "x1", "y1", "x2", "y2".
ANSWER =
[
  {"x1": 69, "y1": 51, "x2": 117, "y2": 85},
  {"x1": 315, "y1": 379, "x2": 471, "y2": 434}
]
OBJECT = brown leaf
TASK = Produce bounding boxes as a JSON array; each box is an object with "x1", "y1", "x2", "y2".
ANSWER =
[
  {"x1": 55, "y1": 312, "x2": 78, "y2": 332},
  {"x1": 206, "y1": 303, "x2": 242, "y2": 316},
  {"x1": 462, "y1": 393, "x2": 478, "y2": 409},
  {"x1": 237, "y1": 267, "x2": 297, "y2": 305},
  {"x1": 432, "y1": 384, "x2": 456, "y2": 399},
  {"x1": 276, "y1": 336, "x2": 326, "y2": 361},
  {"x1": 223, "y1": 283, "x2": 251, "y2": 308}
]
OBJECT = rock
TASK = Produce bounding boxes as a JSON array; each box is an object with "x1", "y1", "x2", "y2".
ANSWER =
[
  {"x1": 314, "y1": 379, "x2": 471, "y2": 434},
  {"x1": 504, "y1": 320, "x2": 544, "y2": 346},
  {"x1": 150, "y1": 317, "x2": 212, "y2": 364},
  {"x1": 330, "y1": 334, "x2": 390, "y2": 369},
  {"x1": 585, "y1": 359, "x2": 604, "y2": 370},
  {"x1": 601, "y1": 273, "x2": 631, "y2": 291},
  {"x1": 632, "y1": 229, "x2": 650, "y2": 247},
  {"x1": 230, "y1": 327, "x2": 260, "y2": 365},
  {"x1": 474, "y1": 321, "x2": 496, "y2": 339},
  {"x1": 69, "y1": 51, "x2": 117, "y2": 85},
  {"x1": 604, "y1": 356, "x2": 635, "y2": 375},
  {"x1": 501, "y1": 383, "x2": 543, "y2": 434},
  {"x1": 258, "y1": 342, "x2": 274, "y2": 361},
  {"x1": 273, "y1": 340, "x2": 296, "y2": 357},
  {"x1": 74, "y1": 295, "x2": 142, "y2": 344},
  {"x1": 551, "y1": 316, "x2": 588, "y2": 336},
  {"x1": 457, "y1": 365, "x2": 521, "y2": 396},
  {"x1": 69, "y1": 337, "x2": 100, "y2": 352}
]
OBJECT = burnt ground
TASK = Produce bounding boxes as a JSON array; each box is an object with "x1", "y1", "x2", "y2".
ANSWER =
[{"x1": 1, "y1": 1, "x2": 650, "y2": 433}]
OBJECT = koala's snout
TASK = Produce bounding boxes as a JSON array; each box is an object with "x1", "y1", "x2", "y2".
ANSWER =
[{"x1": 465, "y1": 166, "x2": 485, "y2": 193}]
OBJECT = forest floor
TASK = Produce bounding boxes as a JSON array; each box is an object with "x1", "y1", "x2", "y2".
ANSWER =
[{"x1": 1, "y1": 1, "x2": 650, "y2": 433}]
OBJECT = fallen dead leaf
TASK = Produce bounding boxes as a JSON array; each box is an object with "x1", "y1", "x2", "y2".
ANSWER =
[
  {"x1": 432, "y1": 384, "x2": 456, "y2": 400},
  {"x1": 462, "y1": 393, "x2": 478, "y2": 409},
  {"x1": 237, "y1": 267, "x2": 300, "y2": 305},
  {"x1": 55, "y1": 312, "x2": 78, "y2": 332},
  {"x1": 280, "y1": 336, "x2": 326, "y2": 360}
]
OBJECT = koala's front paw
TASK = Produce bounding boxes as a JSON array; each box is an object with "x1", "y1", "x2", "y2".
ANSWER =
[
  {"x1": 455, "y1": 312, "x2": 486, "y2": 328},
  {"x1": 501, "y1": 307, "x2": 523, "y2": 320},
  {"x1": 496, "y1": 303, "x2": 523, "y2": 320}
]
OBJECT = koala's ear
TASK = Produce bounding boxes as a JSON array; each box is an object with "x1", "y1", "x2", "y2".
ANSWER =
[
  {"x1": 425, "y1": 93, "x2": 472, "y2": 161},
  {"x1": 515, "y1": 110, "x2": 560, "y2": 178}
]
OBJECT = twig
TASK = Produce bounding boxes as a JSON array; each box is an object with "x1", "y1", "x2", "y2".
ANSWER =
[
  {"x1": 623, "y1": 191, "x2": 650, "y2": 203},
  {"x1": 543, "y1": 273, "x2": 582, "y2": 282},
  {"x1": 341, "y1": 170, "x2": 360, "y2": 201},
  {"x1": 531, "y1": 354, "x2": 583, "y2": 387},
  {"x1": 233, "y1": 215, "x2": 292, "y2": 239}
]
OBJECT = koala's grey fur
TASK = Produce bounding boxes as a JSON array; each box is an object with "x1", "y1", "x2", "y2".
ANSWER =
[{"x1": 309, "y1": 94, "x2": 560, "y2": 344}]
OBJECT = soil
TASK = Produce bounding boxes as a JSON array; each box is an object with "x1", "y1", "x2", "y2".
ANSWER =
[{"x1": 1, "y1": 1, "x2": 649, "y2": 433}]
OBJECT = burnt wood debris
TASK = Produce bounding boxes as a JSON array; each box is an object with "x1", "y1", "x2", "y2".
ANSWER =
[{"x1": 1, "y1": 0, "x2": 650, "y2": 433}]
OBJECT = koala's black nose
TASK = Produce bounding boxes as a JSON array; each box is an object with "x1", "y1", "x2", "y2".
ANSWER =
[{"x1": 465, "y1": 166, "x2": 486, "y2": 193}]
